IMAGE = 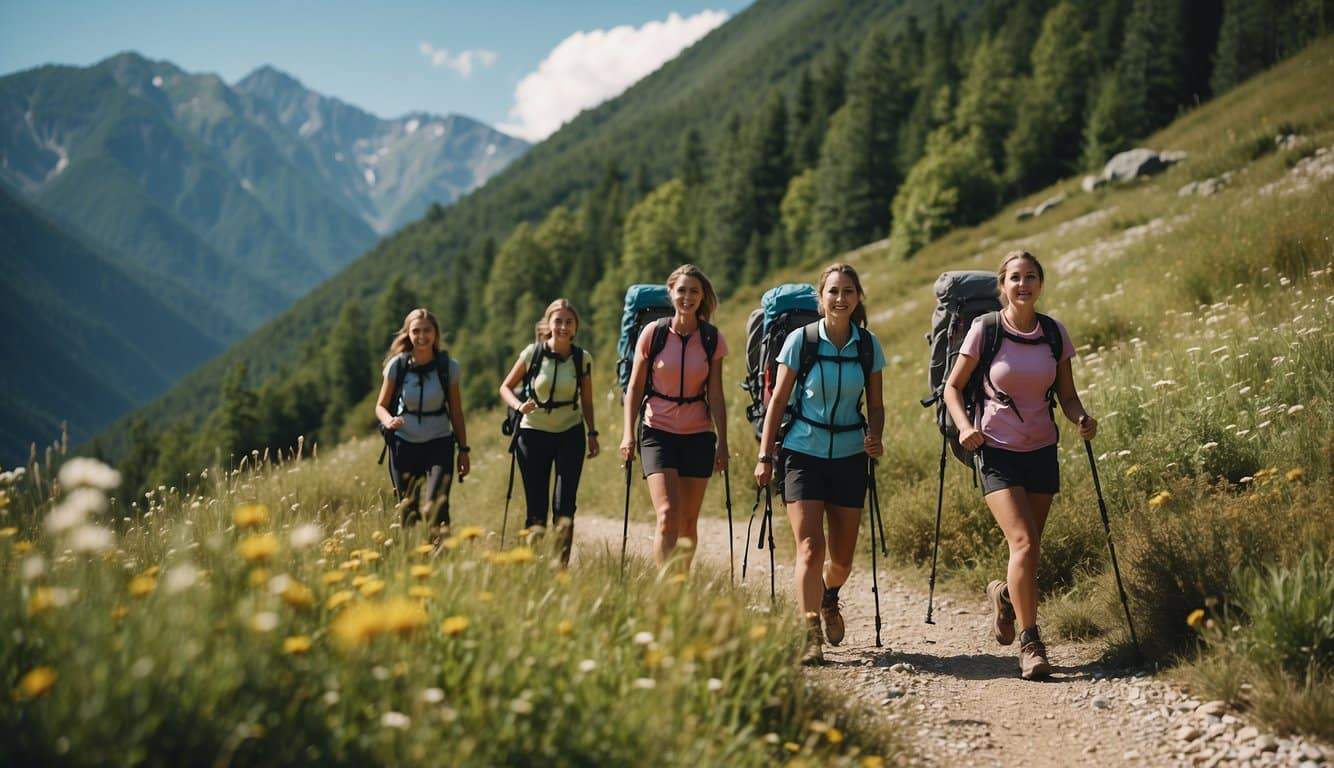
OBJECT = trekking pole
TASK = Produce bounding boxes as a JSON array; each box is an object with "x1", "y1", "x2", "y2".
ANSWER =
[
  {"x1": 1082, "y1": 419, "x2": 1142, "y2": 660},
  {"x1": 620, "y1": 456, "x2": 633, "y2": 579},
  {"x1": 742, "y1": 485, "x2": 760, "y2": 581},
  {"x1": 501, "y1": 449, "x2": 516, "y2": 549},
  {"x1": 869, "y1": 460, "x2": 887, "y2": 557},
  {"x1": 868, "y1": 457, "x2": 884, "y2": 648},
  {"x1": 723, "y1": 466, "x2": 735, "y2": 584},
  {"x1": 763, "y1": 483, "x2": 776, "y2": 604},
  {"x1": 925, "y1": 434, "x2": 947, "y2": 624}
]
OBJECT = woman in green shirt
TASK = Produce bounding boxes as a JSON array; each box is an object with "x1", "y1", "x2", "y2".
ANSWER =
[{"x1": 498, "y1": 299, "x2": 599, "y2": 563}]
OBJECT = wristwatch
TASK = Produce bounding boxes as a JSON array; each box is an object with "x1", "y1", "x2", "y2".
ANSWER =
[
  {"x1": 457, "y1": 445, "x2": 471, "y2": 453},
  {"x1": 587, "y1": 430, "x2": 599, "y2": 438},
  {"x1": 757, "y1": 454, "x2": 774, "y2": 464}
]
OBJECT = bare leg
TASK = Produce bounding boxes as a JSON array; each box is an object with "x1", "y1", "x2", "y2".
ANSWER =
[
  {"x1": 984, "y1": 487, "x2": 1044, "y2": 630},
  {"x1": 822, "y1": 505, "x2": 862, "y2": 590},
  {"x1": 786, "y1": 500, "x2": 828, "y2": 616},
  {"x1": 675, "y1": 476, "x2": 710, "y2": 571},
  {"x1": 646, "y1": 470, "x2": 682, "y2": 566}
]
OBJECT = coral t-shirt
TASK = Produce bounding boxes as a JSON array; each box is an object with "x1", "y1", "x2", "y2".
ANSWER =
[
  {"x1": 959, "y1": 314, "x2": 1075, "y2": 452},
  {"x1": 637, "y1": 322, "x2": 728, "y2": 435}
]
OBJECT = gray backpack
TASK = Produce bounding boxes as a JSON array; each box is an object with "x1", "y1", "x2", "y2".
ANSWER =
[{"x1": 920, "y1": 271, "x2": 1001, "y2": 465}]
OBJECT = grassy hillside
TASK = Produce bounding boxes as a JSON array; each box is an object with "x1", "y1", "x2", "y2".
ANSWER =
[{"x1": 0, "y1": 187, "x2": 224, "y2": 463}]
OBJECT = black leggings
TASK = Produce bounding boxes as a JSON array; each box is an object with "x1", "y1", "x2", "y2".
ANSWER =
[
  {"x1": 516, "y1": 425, "x2": 585, "y2": 527},
  {"x1": 389, "y1": 436, "x2": 454, "y2": 528}
]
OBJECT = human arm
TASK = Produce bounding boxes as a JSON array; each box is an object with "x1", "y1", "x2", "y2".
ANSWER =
[
  {"x1": 1054, "y1": 358, "x2": 1096, "y2": 439},
  {"x1": 581, "y1": 366, "x2": 599, "y2": 458},
  {"x1": 708, "y1": 358, "x2": 728, "y2": 472},
  {"x1": 448, "y1": 372, "x2": 470, "y2": 478},
  {"x1": 943, "y1": 352, "x2": 984, "y2": 451},
  {"x1": 864, "y1": 370, "x2": 884, "y2": 458},
  {"x1": 498, "y1": 353, "x2": 538, "y2": 414},
  {"x1": 620, "y1": 347, "x2": 649, "y2": 463},
  {"x1": 375, "y1": 368, "x2": 405, "y2": 431},
  {"x1": 754, "y1": 363, "x2": 798, "y2": 487}
]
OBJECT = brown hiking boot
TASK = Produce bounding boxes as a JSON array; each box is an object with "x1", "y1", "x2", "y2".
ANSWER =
[
  {"x1": 1018, "y1": 628, "x2": 1051, "y2": 680},
  {"x1": 801, "y1": 613, "x2": 824, "y2": 666},
  {"x1": 987, "y1": 580, "x2": 1016, "y2": 646},
  {"x1": 820, "y1": 593, "x2": 845, "y2": 647}
]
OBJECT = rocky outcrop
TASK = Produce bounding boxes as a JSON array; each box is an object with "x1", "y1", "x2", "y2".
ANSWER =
[{"x1": 1101, "y1": 148, "x2": 1187, "y2": 183}]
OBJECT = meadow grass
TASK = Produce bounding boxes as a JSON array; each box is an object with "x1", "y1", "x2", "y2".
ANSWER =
[{"x1": 0, "y1": 450, "x2": 907, "y2": 766}]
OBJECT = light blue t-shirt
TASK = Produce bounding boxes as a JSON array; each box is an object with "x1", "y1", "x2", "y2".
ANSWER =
[{"x1": 777, "y1": 320, "x2": 886, "y2": 459}]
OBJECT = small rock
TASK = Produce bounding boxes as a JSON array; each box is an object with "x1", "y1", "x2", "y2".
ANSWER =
[
  {"x1": 1178, "y1": 181, "x2": 1199, "y2": 196},
  {"x1": 1238, "y1": 726, "x2": 1260, "y2": 740},
  {"x1": 889, "y1": 663, "x2": 916, "y2": 674},
  {"x1": 884, "y1": 687, "x2": 905, "y2": 700},
  {"x1": 1256, "y1": 735, "x2": 1278, "y2": 752},
  {"x1": 1016, "y1": 208, "x2": 1034, "y2": 221},
  {"x1": 1083, "y1": 745, "x2": 1098, "y2": 755},
  {"x1": 1081, "y1": 174, "x2": 1107, "y2": 193},
  {"x1": 1237, "y1": 746, "x2": 1259, "y2": 762},
  {"x1": 1196, "y1": 700, "x2": 1228, "y2": 717},
  {"x1": 1092, "y1": 697, "x2": 1110, "y2": 710},
  {"x1": 1034, "y1": 193, "x2": 1066, "y2": 216},
  {"x1": 1123, "y1": 749, "x2": 1140, "y2": 760},
  {"x1": 1221, "y1": 714, "x2": 1239, "y2": 725},
  {"x1": 1176, "y1": 726, "x2": 1202, "y2": 742},
  {"x1": 1298, "y1": 743, "x2": 1324, "y2": 762},
  {"x1": 1301, "y1": 761, "x2": 1322, "y2": 768}
]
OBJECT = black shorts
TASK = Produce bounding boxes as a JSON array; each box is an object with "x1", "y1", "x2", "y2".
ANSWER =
[
  {"x1": 392, "y1": 435, "x2": 455, "y2": 478},
  {"x1": 780, "y1": 449, "x2": 868, "y2": 508},
  {"x1": 979, "y1": 443, "x2": 1059, "y2": 496},
  {"x1": 639, "y1": 426, "x2": 716, "y2": 478}
]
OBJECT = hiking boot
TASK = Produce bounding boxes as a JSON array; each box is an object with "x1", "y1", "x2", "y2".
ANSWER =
[
  {"x1": 987, "y1": 580, "x2": 1016, "y2": 646},
  {"x1": 801, "y1": 613, "x2": 824, "y2": 666},
  {"x1": 1018, "y1": 628, "x2": 1051, "y2": 680},
  {"x1": 554, "y1": 517, "x2": 574, "y2": 567},
  {"x1": 820, "y1": 593, "x2": 845, "y2": 647}
]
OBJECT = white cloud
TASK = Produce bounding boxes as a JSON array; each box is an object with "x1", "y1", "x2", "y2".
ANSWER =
[
  {"x1": 419, "y1": 42, "x2": 498, "y2": 77},
  {"x1": 499, "y1": 10, "x2": 728, "y2": 142}
]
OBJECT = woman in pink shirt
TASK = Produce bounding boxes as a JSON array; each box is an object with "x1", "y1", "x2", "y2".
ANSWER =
[
  {"x1": 943, "y1": 250, "x2": 1097, "y2": 680},
  {"x1": 620, "y1": 265, "x2": 729, "y2": 570}
]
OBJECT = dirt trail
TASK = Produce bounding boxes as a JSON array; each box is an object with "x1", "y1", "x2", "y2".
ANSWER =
[{"x1": 570, "y1": 514, "x2": 1324, "y2": 768}]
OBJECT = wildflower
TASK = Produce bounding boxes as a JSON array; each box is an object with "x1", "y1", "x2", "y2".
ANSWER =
[
  {"x1": 290, "y1": 523, "x2": 322, "y2": 549},
  {"x1": 128, "y1": 575, "x2": 157, "y2": 598},
  {"x1": 47, "y1": 489, "x2": 107, "y2": 534},
  {"x1": 633, "y1": 631, "x2": 655, "y2": 646},
  {"x1": 280, "y1": 581, "x2": 316, "y2": 610},
  {"x1": 1286, "y1": 468, "x2": 1304, "y2": 482},
  {"x1": 326, "y1": 590, "x2": 354, "y2": 611},
  {"x1": 110, "y1": 604, "x2": 127, "y2": 621},
  {"x1": 360, "y1": 550, "x2": 381, "y2": 563},
  {"x1": 748, "y1": 625, "x2": 768, "y2": 640},
  {"x1": 58, "y1": 458, "x2": 121, "y2": 490},
  {"x1": 0, "y1": 527, "x2": 16, "y2": 537},
  {"x1": 440, "y1": 615, "x2": 470, "y2": 637},
  {"x1": 410, "y1": 565, "x2": 432, "y2": 580},
  {"x1": 236, "y1": 533, "x2": 279, "y2": 563},
  {"x1": 413, "y1": 544, "x2": 434, "y2": 557},
  {"x1": 668, "y1": 573, "x2": 687, "y2": 584},
  {"x1": 21, "y1": 555, "x2": 45, "y2": 581},
  {"x1": 632, "y1": 677, "x2": 656, "y2": 690},
  {"x1": 1148, "y1": 491, "x2": 1172, "y2": 508},
  {"x1": 1124, "y1": 464, "x2": 1141, "y2": 478},
  {"x1": 283, "y1": 635, "x2": 312, "y2": 655},
  {"x1": 1201, "y1": 442, "x2": 1218, "y2": 451},
  {"x1": 331, "y1": 606, "x2": 381, "y2": 647},
  {"x1": 707, "y1": 677, "x2": 723, "y2": 692},
  {"x1": 826, "y1": 727, "x2": 844, "y2": 744},
  {"x1": 339, "y1": 559, "x2": 361, "y2": 571},
  {"x1": 250, "y1": 612, "x2": 280, "y2": 633},
  {"x1": 164, "y1": 563, "x2": 199, "y2": 594},
  {"x1": 784, "y1": 742, "x2": 801, "y2": 753},
  {"x1": 861, "y1": 757, "x2": 887, "y2": 768},
  {"x1": 381, "y1": 711, "x2": 411, "y2": 729},
  {"x1": 510, "y1": 698, "x2": 533, "y2": 715},
  {"x1": 556, "y1": 619, "x2": 574, "y2": 637},
  {"x1": 323, "y1": 571, "x2": 346, "y2": 585},
  {"x1": 14, "y1": 541, "x2": 32, "y2": 554},
  {"x1": 458, "y1": 525, "x2": 485, "y2": 541},
  {"x1": 1116, "y1": 450, "x2": 1131, "y2": 458},
  {"x1": 408, "y1": 586, "x2": 433, "y2": 600},
  {"x1": 16, "y1": 666, "x2": 57, "y2": 699},
  {"x1": 578, "y1": 659, "x2": 596, "y2": 673},
  {"x1": 421, "y1": 688, "x2": 445, "y2": 704},
  {"x1": 232, "y1": 504, "x2": 269, "y2": 529},
  {"x1": 1186, "y1": 609, "x2": 1206, "y2": 629},
  {"x1": 1152, "y1": 379, "x2": 1175, "y2": 389},
  {"x1": 27, "y1": 588, "x2": 56, "y2": 616},
  {"x1": 381, "y1": 599, "x2": 427, "y2": 635},
  {"x1": 358, "y1": 578, "x2": 386, "y2": 598},
  {"x1": 1287, "y1": 404, "x2": 1305, "y2": 415}
]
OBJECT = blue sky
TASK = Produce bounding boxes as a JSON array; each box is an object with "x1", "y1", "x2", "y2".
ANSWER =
[{"x1": 0, "y1": 0, "x2": 750, "y2": 140}]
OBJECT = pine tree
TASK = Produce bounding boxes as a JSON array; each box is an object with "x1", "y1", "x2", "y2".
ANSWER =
[
  {"x1": 953, "y1": 35, "x2": 1020, "y2": 173},
  {"x1": 702, "y1": 114, "x2": 755, "y2": 291},
  {"x1": 622, "y1": 179, "x2": 691, "y2": 282},
  {"x1": 791, "y1": 66, "x2": 820, "y2": 171},
  {"x1": 899, "y1": 7, "x2": 962, "y2": 170},
  {"x1": 1211, "y1": 0, "x2": 1269, "y2": 94},
  {"x1": 117, "y1": 417, "x2": 159, "y2": 503},
  {"x1": 780, "y1": 168, "x2": 817, "y2": 259},
  {"x1": 679, "y1": 128, "x2": 706, "y2": 188},
  {"x1": 368, "y1": 275, "x2": 418, "y2": 360},
  {"x1": 322, "y1": 301, "x2": 370, "y2": 437},
  {"x1": 750, "y1": 92, "x2": 791, "y2": 239},
  {"x1": 889, "y1": 128, "x2": 1000, "y2": 260},
  {"x1": 209, "y1": 363, "x2": 261, "y2": 460}
]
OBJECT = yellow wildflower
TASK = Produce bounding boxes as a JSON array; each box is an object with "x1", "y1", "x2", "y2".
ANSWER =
[
  {"x1": 352, "y1": 575, "x2": 373, "y2": 588},
  {"x1": 283, "y1": 635, "x2": 312, "y2": 655},
  {"x1": 413, "y1": 543, "x2": 434, "y2": 557},
  {"x1": 784, "y1": 742, "x2": 801, "y2": 753},
  {"x1": 410, "y1": 565, "x2": 432, "y2": 580},
  {"x1": 1286, "y1": 468, "x2": 1304, "y2": 482},
  {"x1": 748, "y1": 625, "x2": 768, "y2": 640},
  {"x1": 359, "y1": 550, "x2": 381, "y2": 563},
  {"x1": 110, "y1": 604, "x2": 127, "y2": 621},
  {"x1": 477, "y1": 591, "x2": 494, "y2": 603},
  {"x1": 826, "y1": 727, "x2": 844, "y2": 744},
  {"x1": 457, "y1": 525, "x2": 485, "y2": 541},
  {"x1": 248, "y1": 568, "x2": 270, "y2": 588},
  {"x1": 408, "y1": 586, "x2": 433, "y2": 600},
  {"x1": 358, "y1": 578, "x2": 386, "y2": 598},
  {"x1": 236, "y1": 533, "x2": 279, "y2": 563},
  {"x1": 326, "y1": 590, "x2": 354, "y2": 611},
  {"x1": 281, "y1": 581, "x2": 316, "y2": 610},
  {"x1": 128, "y1": 575, "x2": 157, "y2": 598},
  {"x1": 322, "y1": 571, "x2": 346, "y2": 585},
  {"x1": 556, "y1": 619, "x2": 574, "y2": 637},
  {"x1": 381, "y1": 599, "x2": 428, "y2": 635},
  {"x1": 17, "y1": 666, "x2": 56, "y2": 699},
  {"x1": 439, "y1": 536, "x2": 461, "y2": 551},
  {"x1": 861, "y1": 758, "x2": 886, "y2": 768},
  {"x1": 331, "y1": 605, "x2": 383, "y2": 648},
  {"x1": 1124, "y1": 464, "x2": 1141, "y2": 478},
  {"x1": 668, "y1": 573, "x2": 687, "y2": 585},
  {"x1": 232, "y1": 504, "x2": 269, "y2": 529},
  {"x1": 440, "y1": 615, "x2": 470, "y2": 637},
  {"x1": 0, "y1": 527, "x2": 16, "y2": 537},
  {"x1": 1148, "y1": 491, "x2": 1172, "y2": 508},
  {"x1": 371, "y1": 530, "x2": 384, "y2": 543},
  {"x1": 339, "y1": 559, "x2": 361, "y2": 571},
  {"x1": 14, "y1": 541, "x2": 33, "y2": 554},
  {"x1": 142, "y1": 565, "x2": 160, "y2": 578},
  {"x1": 1186, "y1": 609, "x2": 1206, "y2": 628},
  {"x1": 27, "y1": 588, "x2": 55, "y2": 616}
]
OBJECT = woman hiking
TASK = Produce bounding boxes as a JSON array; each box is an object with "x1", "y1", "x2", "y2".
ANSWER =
[
  {"x1": 620, "y1": 264, "x2": 729, "y2": 572},
  {"x1": 754, "y1": 263, "x2": 885, "y2": 665},
  {"x1": 943, "y1": 250, "x2": 1096, "y2": 680},
  {"x1": 375, "y1": 308, "x2": 470, "y2": 543},
  {"x1": 498, "y1": 299, "x2": 599, "y2": 565}
]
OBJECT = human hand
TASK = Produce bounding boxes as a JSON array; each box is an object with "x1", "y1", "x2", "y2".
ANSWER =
[
  {"x1": 587, "y1": 434, "x2": 600, "y2": 459},
  {"x1": 519, "y1": 400, "x2": 538, "y2": 415},
  {"x1": 1078, "y1": 415, "x2": 1098, "y2": 441},
  {"x1": 959, "y1": 427, "x2": 984, "y2": 452},
  {"x1": 619, "y1": 438, "x2": 635, "y2": 464},
  {"x1": 754, "y1": 461, "x2": 772, "y2": 488},
  {"x1": 457, "y1": 452, "x2": 471, "y2": 479},
  {"x1": 864, "y1": 434, "x2": 884, "y2": 458},
  {"x1": 384, "y1": 416, "x2": 405, "y2": 431}
]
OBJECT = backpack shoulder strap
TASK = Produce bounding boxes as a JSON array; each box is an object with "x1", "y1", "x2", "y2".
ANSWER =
[
  {"x1": 700, "y1": 321, "x2": 719, "y2": 363},
  {"x1": 796, "y1": 322, "x2": 822, "y2": 384},
  {"x1": 572, "y1": 345, "x2": 586, "y2": 409},
  {"x1": 390, "y1": 353, "x2": 412, "y2": 414},
  {"x1": 1036, "y1": 313, "x2": 1062, "y2": 362},
  {"x1": 856, "y1": 326, "x2": 875, "y2": 386},
  {"x1": 520, "y1": 342, "x2": 543, "y2": 395},
  {"x1": 436, "y1": 351, "x2": 452, "y2": 414},
  {"x1": 647, "y1": 317, "x2": 672, "y2": 363},
  {"x1": 978, "y1": 312, "x2": 1003, "y2": 369}
]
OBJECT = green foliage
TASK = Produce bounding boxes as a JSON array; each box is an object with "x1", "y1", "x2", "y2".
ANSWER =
[
  {"x1": 888, "y1": 129, "x2": 999, "y2": 259},
  {"x1": 780, "y1": 169, "x2": 817, "y2": 257},
  {"x1": 1234, "y1": 550, "x2": 1334, "y2": 674},
  {"x1": 952, "y1": 35, "x2": 1019, "y2": 172},
  {"x1": 623, "y1": 180, "x2": 693, "y2": 280}
]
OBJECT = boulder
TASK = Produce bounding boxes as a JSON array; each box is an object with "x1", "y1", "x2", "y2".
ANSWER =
[
  {"x1": 1177, "y1": 181, "x2": 1199, "y2": 197},
  {"x1": 1081, "y1": 174, "x2": 1106, "y2": 193},
  {"x1": 1102, "y1": 148, "x2": 1166, "y2": 183},
  {"x1": 1034, "y1": 193, "x2": 1066, "y2": 216},
  {"x1": 1016, "y1": 208, "x2": 1034, "y2": 221},
  {"x1": 1159, "y1": 149, "x2": 1189, "y2": 165}
]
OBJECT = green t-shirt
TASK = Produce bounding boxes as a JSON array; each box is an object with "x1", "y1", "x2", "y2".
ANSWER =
[{"x1": 514, "y1": 343, "x2": 591, "y2": 433}]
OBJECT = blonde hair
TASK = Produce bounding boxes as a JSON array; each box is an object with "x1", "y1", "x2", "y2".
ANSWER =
[
  {"x1": 817, "y1": 262, "x2": 868, "y2": 327},
  {"x1": 997, "y1": 250, "x2": 1045, "y2": 305},
  {"x1": 535, "y1": 298, "x2": 580, "y2": 345},
  {"x1": 666, "y1": 264, "x2": 718, "y2": 322},
  {"x1": 383, "y1": 308, "x2": 441, "y2": 366}
]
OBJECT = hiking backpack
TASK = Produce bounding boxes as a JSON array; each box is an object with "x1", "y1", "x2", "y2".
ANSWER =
[
  {"x1": 615, "y1": 284, "x2": 674, "y2": 396},
  {"x1": 742, "y1": 284, "x2": 822, "y2": 439},
  {"x1": 501, "y1": 343, "x2": 588, "y2": 437},
  {"x1": 377, "y1": 350, "x2": 452, "y2": 465},
  {"x1": 920, "y1": 271, "x2": 1061, "y2": 465}
]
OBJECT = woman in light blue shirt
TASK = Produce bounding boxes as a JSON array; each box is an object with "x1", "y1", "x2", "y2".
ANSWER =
[{"x1": 754, "y1": 263, "x2": 885, "y2": 665}]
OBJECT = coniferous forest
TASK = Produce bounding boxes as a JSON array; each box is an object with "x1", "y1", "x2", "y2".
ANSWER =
[{"x1": 109, "y1": 0, "x2": 1331, "y2": 497}]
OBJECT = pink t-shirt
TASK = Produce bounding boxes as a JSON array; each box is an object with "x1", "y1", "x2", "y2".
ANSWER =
[
  {"x1": 959, "y1": 314, "x2": 1075, "y2": 452},
  {"x1": 636, "y1": 322, "x2": 729, "y2": 435}
]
